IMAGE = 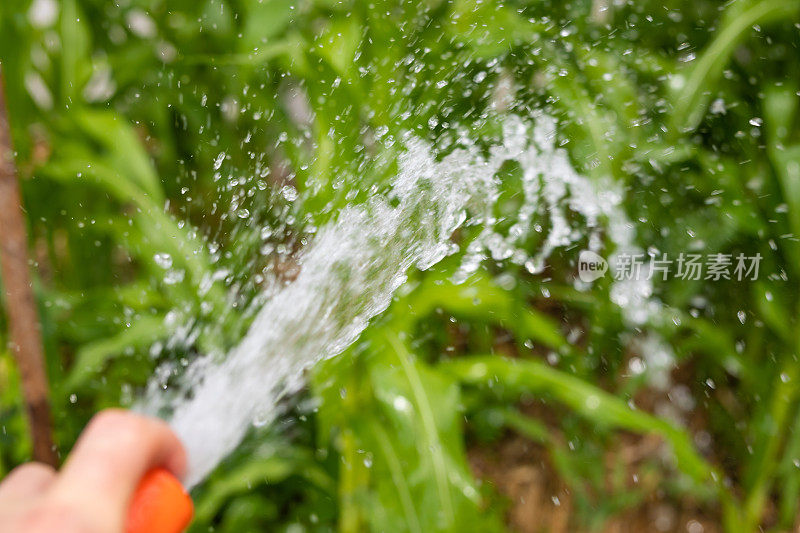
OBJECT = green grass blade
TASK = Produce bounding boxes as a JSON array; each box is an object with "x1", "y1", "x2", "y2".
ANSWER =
[
  {"x1": 441, "y1": 355, "x2": 733, "y2": 502},
  {"x1": 671, "y1": 0, "x2": 800, "y2": 133}
]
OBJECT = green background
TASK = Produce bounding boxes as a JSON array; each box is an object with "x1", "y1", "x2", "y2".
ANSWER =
[{"x1": 1, "y1": 0, "x2": 799, "y2": 531}]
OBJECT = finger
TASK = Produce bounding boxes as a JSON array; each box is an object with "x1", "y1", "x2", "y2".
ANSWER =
[
  {"x1": 49, "y1": 409, "x2": 187, "y2": 531},
  {"x1": 0, "y1": 462, "x2": 56, "y2": 506}
]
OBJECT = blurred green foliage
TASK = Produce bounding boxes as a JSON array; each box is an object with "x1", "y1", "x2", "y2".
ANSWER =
[{"x1": 1, "y1": 0, "x2": 799, "y2": 531}]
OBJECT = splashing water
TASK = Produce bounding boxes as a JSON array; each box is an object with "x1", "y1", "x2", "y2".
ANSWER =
[{"x1": 139, "y1": 114, "x2": 640, "y2": 488}]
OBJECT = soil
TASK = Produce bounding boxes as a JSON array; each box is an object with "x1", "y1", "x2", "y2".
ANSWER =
[{"x1": 468, "y1": 432, "x2": 722, "y2": 533}]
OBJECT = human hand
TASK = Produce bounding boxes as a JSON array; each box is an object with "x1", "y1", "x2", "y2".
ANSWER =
[{"x1": 0, "y1": 409, "x2": 186, "y2": 533}]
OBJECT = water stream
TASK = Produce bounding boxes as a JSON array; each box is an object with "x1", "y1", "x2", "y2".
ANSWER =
[{"x1": 138, "y1": 113, "x2": 647, "y2": 488}]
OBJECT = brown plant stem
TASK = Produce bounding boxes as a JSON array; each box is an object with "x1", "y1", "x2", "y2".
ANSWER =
[{"x1": 0, "y1": 68, "x2": 57, "y2": 467}]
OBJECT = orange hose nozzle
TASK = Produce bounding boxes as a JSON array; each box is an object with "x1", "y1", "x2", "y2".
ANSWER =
[{"x1": 126, "y1": 468, "x2": 193, "y2": 533}]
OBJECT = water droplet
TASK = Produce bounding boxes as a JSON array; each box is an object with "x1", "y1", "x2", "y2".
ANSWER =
[
  {"x1": 628, "y1": 357, "x2": 646, "y2": 375},
  {"x1": 710, "y1": 98, "x2": 726, "y2": 115},
  {"x1": 687, "y1": 519, "x2": 704, "y2": 533},
  {"x1": 214, "y1": 152, "x2": 226, "y2": 170},
  {"x1": 585, "y1": 395, "x2": 600, "y2": 410},
  {"x1": 280, "y1": 185, "x2": 298, "y2": 202},
  {"x1": 253, "y1": 412, "x2": 271, "y2": 427},
  {"x1": 154, "y1": 253, "x2": 173, "y2": 269},
  {"x1": 393, "y1": 396, "x2": 411, "y2": 412},
  {"x1": 163, "y1": 269, "x2": 185, "y2": 285}
]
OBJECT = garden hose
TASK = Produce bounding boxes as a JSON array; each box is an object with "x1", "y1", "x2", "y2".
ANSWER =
[{"x1": 126, "y1": 468, "x2": 193, "y2": 533}]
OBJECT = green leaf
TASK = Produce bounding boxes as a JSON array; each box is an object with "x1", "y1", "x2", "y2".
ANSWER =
[
  {"x1": 64, "y1": 314, "x2": 168, "y2": 390},
  {"x1": 753, "y1": 282, "x2": 793, "y2": 344},
  {"x1": 312, "y1": 331, "x2": 504, "y2": 532},
  {"x1": 763, "y1": 84, "x2": 798, "y2": 145},
  {"x1": 316, "y1": 17, "x2": 362, "y2": 81},
  {"x1": 59, "y1": 0, "x2": 92, "y2": 105},
  {"x1": 72, "y1": 110, "x2": 165, "y2": 203},
  {"x1": 239, "y1": 0, "x2": 296, "y2": 53},
  {"x1": 407, "y1": 275, "x2": 569, "y2": 353},
  {"x1": 671, "y1": 0, "x2": 800, "y2": 133},
  {"x1": 194, "y1": 448, "x2": 334, "y2": 523},
  {"x1": 764, "y1": 86, "x2": 800, "y2": 269},
  {"x1": 441, "y1": 355, "x2": 727, "y2": 497},
  {"x1": 447, "y1": 0, "x2": 544, "y2": 58}
]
